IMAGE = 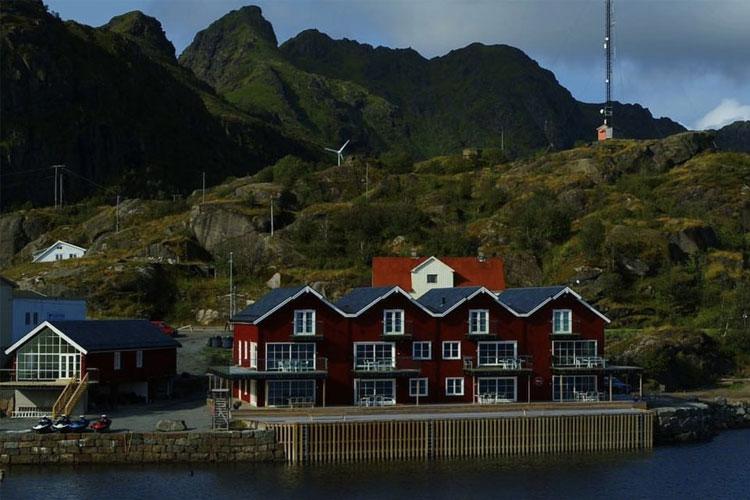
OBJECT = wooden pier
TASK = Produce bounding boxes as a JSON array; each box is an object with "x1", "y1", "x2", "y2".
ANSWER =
[{"x1": 255, "y1": 406, "x2": 654, "y2": 463}]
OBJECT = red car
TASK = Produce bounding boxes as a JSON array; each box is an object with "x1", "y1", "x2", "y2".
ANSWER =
[{"x1": 150, "y1": 320, "x2": 177, "y2": 337}]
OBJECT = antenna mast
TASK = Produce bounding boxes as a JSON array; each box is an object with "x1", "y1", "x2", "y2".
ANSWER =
[{"x1": 598, "y1": 0, "x2": 614, "y2": 140}]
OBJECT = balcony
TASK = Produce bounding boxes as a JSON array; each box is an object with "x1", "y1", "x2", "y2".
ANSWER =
[
  {"x1": 380, "y1": 320, "x2": 414, "y2": 340},
  {"x1": 208, "y1": 357, "x2": 328, "y2": 380},
  {"x1": 0, "y1": 367, "x2": 100, "y2": 386},
  {"x1": 290, "y1": 320, "x2": 326, "y2": 341},
  {"x1": 462, "y1": 356, "x2": 533, "y2": 374},
  {"x1": 466, "y1": 320, "x2": 500, "y2": 340},
  {"x1": 552, "y1": 355, "x2": 607, "y2": 371},
  {"x1": 352, "y1": 356, "x2": 420, "y2": 378}
]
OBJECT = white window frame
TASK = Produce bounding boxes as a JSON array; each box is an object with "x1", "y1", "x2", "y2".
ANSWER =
[
  {"x1": 383, "y1": 309, "x2": 405, "y2": 335},
  {"x1": 477, "y1": 377, "x2": 518, "y2": 402},
  {"x1": 353, "y1": 342, "x2": 396, "y2": 369},
  {"x1": 553, "y1": 309, "x2": 573, "y2": 334},
  {"x1": 442, "y1": 341, "x2": 461, "y2": 360},
  {"x1": 469, "y1": 309, "x2": 490, "y2": 334},
  {"x1": 294, "y1": 309, "x2": 316, "y2": 336},
  {"x1": 409, "y1": 378, "x2": 428, "y2": 397},
  {"x1": 412, "y1": 341, "x2": 432, "y2": 360},
  {"x1": 445, "y1": 377, "x2": 465, "y2": 396},
  {"x1": 477, "y1": 341, "x2": 518, "y2": 366},
  {"x1": 250, "y1": 342, "x2": 258, "y2": 369},
  {"x1": 354, "y1": 378, "x2": 397, "y2": 404},
  {"x1": 266, "y1": 342, "x2": 316, "y2": 371},
  {"x1": 426, "y1": 274, "x2": 438, "y2": 284},
  {"x1": 136, "y1": 350, "x2": 143, "y2": 368},
  {"x1": 114, "y1": 351, "x2": 121, "y2": 370}
]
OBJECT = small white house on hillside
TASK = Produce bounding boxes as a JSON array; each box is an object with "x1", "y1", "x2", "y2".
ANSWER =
[
  {"x1": 410, "y1": 256, "x2": 455, "y2": 297},
  {"x1": 32, "y1": 240, "x2": 87, "y2": 263}
]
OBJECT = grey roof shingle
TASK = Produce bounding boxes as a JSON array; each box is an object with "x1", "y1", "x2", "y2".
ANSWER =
[
  {"x1": 417, "y1": 287, "x2": 483, "y2": 313},
  {"x1": 497, "y1": 286, "x2": 567, "y2": 314},
  {"x1": 334, "y1": 287, "x2": 396, "y2": 314},
  {"x1": 48, "y1": 320, "x2": 180, "y2": 352},
  {"x1": 232, "y1": 286, "x2": 307, "y2": 323}
]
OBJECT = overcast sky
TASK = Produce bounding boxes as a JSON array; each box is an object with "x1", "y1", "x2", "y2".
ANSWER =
[{"x1": 45, "y1": 0, "x2": 750, "y2": 129}]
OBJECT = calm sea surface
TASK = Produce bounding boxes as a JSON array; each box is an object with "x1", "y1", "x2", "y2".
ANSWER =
[{"x1": 2, "y1": 429, "x2": 749, "y2": 500}]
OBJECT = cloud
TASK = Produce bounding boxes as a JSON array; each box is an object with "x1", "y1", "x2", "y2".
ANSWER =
[{"x1": 695, "y1": 99, "x2": 750, "y2": 130}]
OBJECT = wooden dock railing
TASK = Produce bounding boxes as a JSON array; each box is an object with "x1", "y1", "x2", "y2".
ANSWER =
[{"x1": 266, "y1": 412, "x2": 654, "y2": 464}]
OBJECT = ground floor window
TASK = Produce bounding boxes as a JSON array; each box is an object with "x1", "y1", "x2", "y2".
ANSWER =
[
  {"x1": 445, "y1": 377, "x2": 464, "y2": 396},
  {"x1": 265, "y1": 379, "x2": 315, "y2": 407},
  {"x1": 477, "y1": 377, "x2": 516, "y2": 402},
  {"x1": 409, "y1": 378, "x2": 428, "y2": 397},
  {"x1": 552, "y1": 375, "x2": 597, "y2": 401},
  {"x1": 355, "y1": 379, "x2": 396, "y2": 405}
]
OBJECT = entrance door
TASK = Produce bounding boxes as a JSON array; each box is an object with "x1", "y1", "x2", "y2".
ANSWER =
[{"x1": 59, "y1": 354, "x2": 78, "y2": 379}]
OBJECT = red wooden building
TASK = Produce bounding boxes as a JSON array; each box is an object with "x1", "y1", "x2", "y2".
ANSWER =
[
  {"x1": 3, "y1": 320, "x2": 180, "y2": 416},
  {"x1": 210, "y1": 285, "x2": 641, "y2": 408}
]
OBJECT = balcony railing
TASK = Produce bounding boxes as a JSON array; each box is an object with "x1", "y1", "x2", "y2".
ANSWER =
[
  {"x1": 353, "y1": 356, "x2": 419, "y2": 373},
  {"x1": 240, "y1": 357, "x2": 328, "y2": 373},
  {"x1": 463, "y1": 355, "x2": 533, "y2": 371},
  {"x1": 380, "y1": 320, "x2": 414, "y2": 338},
  {"x1": 466, "y1": 320, "x2": 500, "y2": 337},
  {"x1": 552, "y1": 355, "x2": 607, "y2": 368},
  {"x1": 0, "y1": 368, "x2": 100, "y2": 384}
]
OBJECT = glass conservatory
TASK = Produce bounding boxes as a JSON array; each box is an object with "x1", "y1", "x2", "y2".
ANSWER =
[{"x1": 15, "y1": 328, "x2": 81, "y2": 380}]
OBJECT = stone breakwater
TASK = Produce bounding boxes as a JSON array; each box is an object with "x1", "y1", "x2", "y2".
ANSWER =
[
  {"x1": 0, "y1": 430, "x2": 283, "y2": 465},
  {"x1": 654, "y1": 399, "x2": 750, "y2": 444}
]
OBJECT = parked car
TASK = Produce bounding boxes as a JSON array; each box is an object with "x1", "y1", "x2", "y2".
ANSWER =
[{"x1": 150, "y1": 320, "x2": 177, "y2": 337}]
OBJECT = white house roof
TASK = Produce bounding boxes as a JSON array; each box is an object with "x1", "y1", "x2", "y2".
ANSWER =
[
  {"x1": 32, "y1": 240, "x2": 87, "y2": 262},
  {"x1": 410, "y1": 256, "x2": 455, "y2": 274}
]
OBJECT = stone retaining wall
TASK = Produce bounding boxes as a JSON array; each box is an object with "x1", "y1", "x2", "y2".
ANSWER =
[
  {"x1": 0, "y1": 430, "x2": 283, "y2": 465},
  {"x1": 654, "y1": 399, "x2": 750, "y2": 444}
]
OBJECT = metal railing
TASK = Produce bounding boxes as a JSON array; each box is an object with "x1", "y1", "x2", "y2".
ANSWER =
[
  {"x1": 0, "y1": 367, "x2": 100, "y2": 383},
  {"x1": 240, "y1": 357, "x2": 328, "y2": 372},
  {"x1": 552, "y1": 355, "x2": 607, "y2": 368},
  {"x1": 353, "y1": 356, "x2": 419, "y2": 372},
  {"x1": 463, "y1": 355, "x2": 533, "y2": 370}
]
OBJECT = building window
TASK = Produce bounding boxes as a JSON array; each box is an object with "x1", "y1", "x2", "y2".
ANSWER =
[
  {"x1": 426, "y1": 274, "x2": 438, "y2": 284},
  {"x1": 409, "y1": 378, "x2": 428, "y2": 397},
  {"x1": 552, "y1": 375, "x2": 597, "y2": 401},
  {"x1": 355, "y1": 379, "x2": 396, "y2": 404},
  {"x1": 69, "y1": 254, "x2": 77, "y2": 259},
  {"x1": 354, "y1": 342, "x2": 395, "y2": 370},
  {"x1": 33, "y1": 312, "x2": 38, "y2": 325},
  {"x1": 25, "y1": 312, "x2": 31, "y2": 325},
  {"x1": 477, "y1": 341, "x2": 517, "y2": 366},
  {"x1": 266, "y1": 380, "x2": 315, "y2": 407},
  {"x1": 446, "y1": 377, "x2": 464, "y2": 396},
  {"x1": 114, "y1": 351, "x2": 121, "y2": 370},
  {"x1": 469, "y1": 309, "x2": 489, "y2": 334},
  {"x1": 15, "y1": 328, "x2": 79, "y2": 380},
  {"x1": 383, "y1": 309, "x2": 404, "y2": 335},
  {"x1": 412, "y1": 341, "x2": 432, "y2": 360},
  {"x1": 55, "y1": 254, "x2": 64, "y2": 261},
  {"x1": 478, "y1": 377, "x2": 516, "y2": 401},
  {"x1": 250, "y1": 342, "x2": 258, "y2": 368},
  {"x1": 552, "y1": 340, "x2": 597, "y2": 366},
  {"x1": 553, "y1": 309, "x2": 572, "y2": 334},
  {"x1": 266, "y1": 343, "x2": 315, "y2": 371},
  {"x1": 136, "y1": 350, "x2": 143, "y2": 368},
  {"x1": 294, "y1": 310, "x2": 316, "y2": 335},
  {"x1": 442, "y1": 341, "x2": 461, "y2": 360}
]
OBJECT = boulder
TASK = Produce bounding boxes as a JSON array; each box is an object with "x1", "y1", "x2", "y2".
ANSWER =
[
  {"x1": 189, "y1": 204, "x2": 259, "y2": 255},
  {"x1": 620, "y1": 256, "x2": 649, "y2": 277},
  {"x1": 266, "y1": 272, "x2": 281, "y2": 289},
  {"x1": 155, "y1": 419, "x2": 188, "y2": 432},
  {"x1": 668, "y1": 225, "x2": 718, "y2": 261},
  {"x1": 196, "y1": 309, "x2": 220, "y2": 325}
]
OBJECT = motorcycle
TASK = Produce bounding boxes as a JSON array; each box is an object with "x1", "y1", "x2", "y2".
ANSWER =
[
  {"x1": 90, "y1": 414, "x2": 112, "y2": 433},
  {"x1": 32, "y1": 416, "x2": 53, "y2": 433},
  {"x1": 68, "y1": 415, "x2": 90, "y2": 433},
  {"x1": 52, "y1": 415, "x2": 72, "y2": 432}
]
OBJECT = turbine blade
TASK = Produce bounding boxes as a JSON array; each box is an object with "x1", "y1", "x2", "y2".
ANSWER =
[
  {"x1": 339, "y1": 139, "x2": 350, "y2": 153},
  {"x1": 324, "y1": 148, "x2": 338, "y2": 153}
]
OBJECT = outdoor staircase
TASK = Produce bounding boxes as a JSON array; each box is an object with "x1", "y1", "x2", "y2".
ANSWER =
[
  {"x1": 52, "y1": 373, "x2": 89, "y2": 417},
  {"x1": 211, "y1": 388, "x2": 231, "y2": 430}
]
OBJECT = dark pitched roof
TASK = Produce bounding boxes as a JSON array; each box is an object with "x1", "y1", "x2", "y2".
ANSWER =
[
  {"x1": 49, "y1": 320, "x2": 180, "y2": 352},
  {"x1": 334, "y1": 287, "x2": 397, "y2": 314},
  {"x1": 417, "y1": 286, "x2": 483, "y2": 313},
  {"x1": 231, "y1": 286, "x2": 307, "y2": 323},
  {"x1": 0, "y1": 275, "x2": 18, "y2": 288},
  {"x1": 497, "y1": 286, "x2": 567, "y2": 314}
]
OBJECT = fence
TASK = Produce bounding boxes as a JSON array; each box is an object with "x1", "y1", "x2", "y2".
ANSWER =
[{"x1": 266, "y1": 411, "x2": 654, "y2": 464}]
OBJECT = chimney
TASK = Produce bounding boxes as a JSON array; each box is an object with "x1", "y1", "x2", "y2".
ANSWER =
[
  {"x1": 478, "y1": 250, "x2": 486, "y2": 262},
  {"x1": 410, "y1": 248, "x2": 418, "y2": 258},
  {"x1": 440, "y1": 297, "x2": 446, "y2": 307}
]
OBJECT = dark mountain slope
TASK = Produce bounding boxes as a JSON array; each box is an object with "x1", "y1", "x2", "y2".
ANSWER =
[{"x1": 0, "y1": 1, "x2": 310, "y2": 209}]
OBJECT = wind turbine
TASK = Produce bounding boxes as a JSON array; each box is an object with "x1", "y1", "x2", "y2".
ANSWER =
[{"x1": 325, "y1": 139, "x2": 350, "y2": 166}]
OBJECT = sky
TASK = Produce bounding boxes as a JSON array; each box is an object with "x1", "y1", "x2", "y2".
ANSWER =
[{"x1": 45, "y1": 0, "x2": 750, "y2": 130}]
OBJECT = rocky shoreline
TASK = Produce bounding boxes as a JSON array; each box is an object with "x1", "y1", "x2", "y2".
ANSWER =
[{"x1": 652, "y1": 398, "x2": 750, "y2": 444}]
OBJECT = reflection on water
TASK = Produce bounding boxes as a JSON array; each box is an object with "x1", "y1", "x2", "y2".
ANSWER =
[{"x1": 3, "y1": 429, "x2": 749, "y2": 500}]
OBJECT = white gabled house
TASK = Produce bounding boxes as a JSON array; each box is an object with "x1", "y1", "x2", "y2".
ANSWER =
[
  {"x1": 32, "y1": 240, "x2": 87, "y2": 263},
  {"x1": 410, "y1": 256, "x2": 456, "y2": 297}
]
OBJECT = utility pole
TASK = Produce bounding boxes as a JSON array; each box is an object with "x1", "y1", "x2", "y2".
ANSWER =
[
  {"x1": 501, "y1": 128, "x2": 505, "y2": 152},
  {"x1": 115, "y1": 195, "x2": 120, "y2": 233},
  {"x1": 365, "y1": 163, "x2": 369, "y2": 200},
  {"x1": 59, "y1": 171, "x2": 63, "y2": 206},
  {"x1": 51, "y1": 164, "x2": 64, "y2": 208},
  {"x1": 202, "y1": 172, "x2": 206, "y2": 204},
  {"x1": 270, "y1": 198, "x2": 274, "y2": 236}
]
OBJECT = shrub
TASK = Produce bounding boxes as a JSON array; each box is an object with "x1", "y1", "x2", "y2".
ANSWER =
[
  {"x1": 271, "y1": 155, "x2": 313, "y2": 187},
  {"x1": 511, "y1": 190, "x2": 571, "y2": 255},
  {"x1": 379, "y1": 151, "x2": 414, "y2": 174},
  {"x1": 579, "y1": 218, "x2": 606, "y2": 261}
]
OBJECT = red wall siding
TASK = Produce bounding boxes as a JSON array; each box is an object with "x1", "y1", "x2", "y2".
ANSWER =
[{"x1": 84, "y1": 348, "x2": 176, "y2": 384}]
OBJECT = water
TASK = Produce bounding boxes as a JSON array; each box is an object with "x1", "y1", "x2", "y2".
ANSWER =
[{"x1": 2, "y1": 429, "x2": 749, "y2": 500}]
